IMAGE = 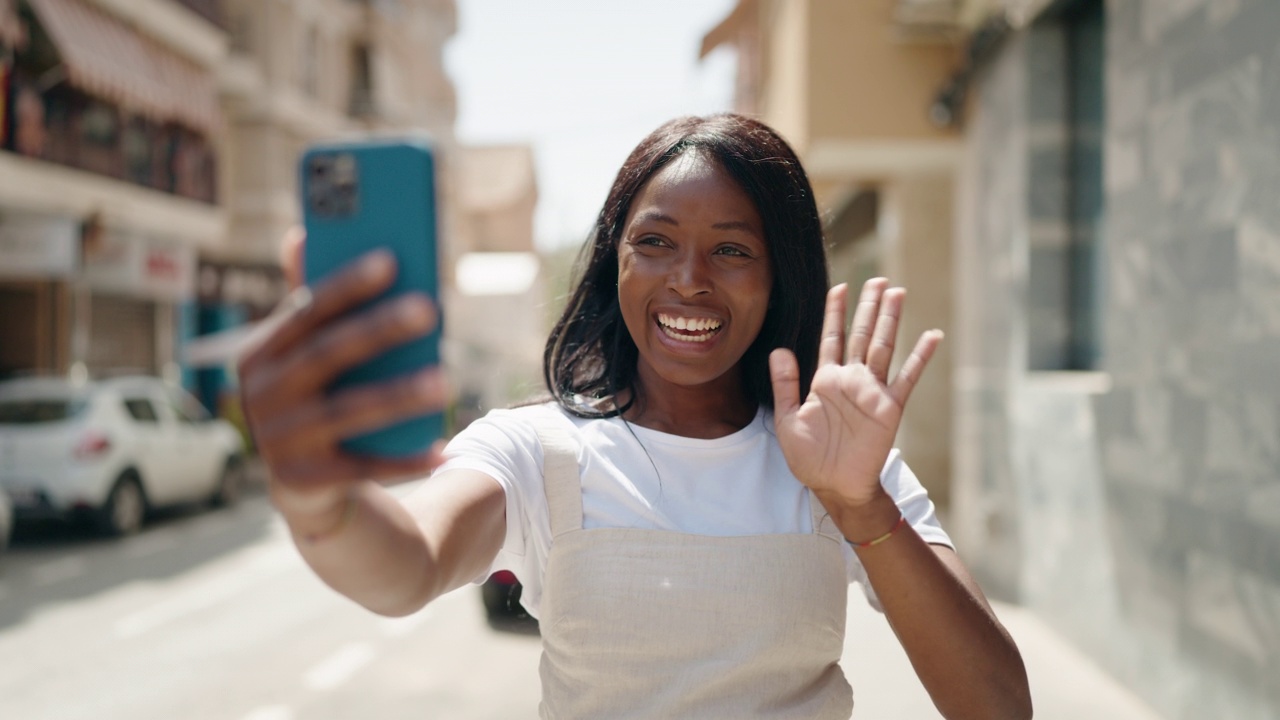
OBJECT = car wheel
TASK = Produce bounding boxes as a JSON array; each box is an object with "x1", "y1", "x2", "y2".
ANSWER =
[
  {"x1": 210, "y1": 456, "x2": 245, "y2": 508},
  {"x1": 97, "y1": 474, "x2": 146, "y2": 537}
]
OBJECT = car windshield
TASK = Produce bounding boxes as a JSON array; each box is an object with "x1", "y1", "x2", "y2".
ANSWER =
[{"x1": 0, "y1": 398, "x2": 87, "y2": 424}]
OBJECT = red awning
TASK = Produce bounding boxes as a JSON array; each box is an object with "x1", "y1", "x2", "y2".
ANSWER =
[{"x1": 26, "y1": 0, "x2": 222, "y2": 135}]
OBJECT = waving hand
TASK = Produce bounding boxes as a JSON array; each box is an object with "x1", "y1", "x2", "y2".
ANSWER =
[{"x1": 768, "y1": 279, "x2": 942, "y2": 507}]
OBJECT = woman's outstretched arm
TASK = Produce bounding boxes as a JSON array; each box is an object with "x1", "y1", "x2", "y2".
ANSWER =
[
  {"x1": 290, "y1": 471, "x2": 505, "y2": 617},
  {"x1": 238, "y1": 228, "x2": 506, "y2": 616}
]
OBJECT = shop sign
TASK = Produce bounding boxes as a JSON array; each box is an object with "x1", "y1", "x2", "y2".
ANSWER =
[
  {"x1": 197, "y1": 262, "x2": 287, "y2": 312},
  {"x1": 82, "y1": 231, "x2": 195, "y2": 302},
  {"x1": 0, "y1": 211, "x2": 78, "y2": 278}
]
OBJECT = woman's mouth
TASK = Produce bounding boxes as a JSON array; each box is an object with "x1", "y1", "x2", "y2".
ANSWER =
[{"x1": 656, "y1": 313, "x2": 723, "y2": 343}]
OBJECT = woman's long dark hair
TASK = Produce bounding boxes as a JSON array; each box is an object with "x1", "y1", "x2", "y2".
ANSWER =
[{"x1": 543, "y1": 113, "x2": 829, "y2": 418}]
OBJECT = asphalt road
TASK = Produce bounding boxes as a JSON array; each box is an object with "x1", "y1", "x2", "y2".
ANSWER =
[
  {"x1": 0, "y1": 482, "x2": 1163, "y2": 720},
  {"x1": 0, "y1": 488, "x2": 544, "y2": 720}
]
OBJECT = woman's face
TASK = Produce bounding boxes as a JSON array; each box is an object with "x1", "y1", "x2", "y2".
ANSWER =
[{"x1": 617, "y1": 151, "x2": 772, "y2": 396}]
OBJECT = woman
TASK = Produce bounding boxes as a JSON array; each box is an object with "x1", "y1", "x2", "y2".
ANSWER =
[{"x1": 239, "y1": 114, "x2": 1031, "y2": 719}]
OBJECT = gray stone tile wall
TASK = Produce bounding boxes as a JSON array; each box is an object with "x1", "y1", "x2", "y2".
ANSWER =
[{"x1": 956, "y1": 0, "x2": 1280, "y2": 717}]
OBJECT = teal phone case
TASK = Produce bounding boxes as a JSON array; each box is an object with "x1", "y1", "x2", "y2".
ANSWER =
[{"x1": 300, "y1": 138, "x2": 444, "y2": 457}]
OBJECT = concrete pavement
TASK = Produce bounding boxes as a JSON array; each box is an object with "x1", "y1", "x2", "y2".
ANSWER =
[{"x1": 841, "y1": 591, "x2": 1164, "y2": 719}]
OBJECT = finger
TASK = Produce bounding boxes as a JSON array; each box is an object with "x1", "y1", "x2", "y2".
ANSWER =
[
  {"x1": 256, "y1": 368, "x2": 449, "y2": 455},
  {"x1": 247, "y1": 249, "x2": 397, "y2": 366},
  {"x1": 865, "y1": 287, "x2": 905, "y2": 382},
  {"x1": 846, "y1": 277, "x2": 889, "y2": 365},
  {"x1": 769, "y1": 348, "x2": 802, "y2": 418},
  {"x1": 817, "y1": 284, "x2": 849, "y2": 366},
  {"x1": 889, "y1": 330, "x2": 943, "y2": 406},
  {"x1": 248, "y1": 293, "x2": 437, "y2": 400},
  {"x1": 281, "y1": 226, "x2": 306, "y2": 291}
]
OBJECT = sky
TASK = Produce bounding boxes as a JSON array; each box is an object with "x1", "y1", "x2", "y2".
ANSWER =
[{"x1": 443, "y1": 0, "x2": 739, "y2": 252}]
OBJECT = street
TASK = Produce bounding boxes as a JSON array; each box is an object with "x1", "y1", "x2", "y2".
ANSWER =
[
  {"x1": 0, "y1": 482, "x2": 1163, "y2": 720},
  {"x1": 0, "y1": 486, "x2": 544, "y2": 720}
]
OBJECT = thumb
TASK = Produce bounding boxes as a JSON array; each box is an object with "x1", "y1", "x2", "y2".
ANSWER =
[{"x1": 769, "y1": 348, "x2": 802, "y2": 419}]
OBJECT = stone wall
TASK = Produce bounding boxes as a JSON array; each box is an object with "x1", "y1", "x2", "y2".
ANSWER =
[{"x1": 954, "y1": 1, "x2": 1280, "y2": 717}]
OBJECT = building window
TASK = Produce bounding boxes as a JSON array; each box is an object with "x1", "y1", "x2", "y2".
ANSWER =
[
  {"x1": 301, "y1": 25, "x2": 320, "y2": 97},
  {"x1": 1027, "y1": 0, "x2": 1105, "y2": 371},
  {"x1": 228, "y1": 5, "x2": 254, "y2": 54},
  {"x1": 348, "y1": 43, "x2": 375, "y2": 117}
]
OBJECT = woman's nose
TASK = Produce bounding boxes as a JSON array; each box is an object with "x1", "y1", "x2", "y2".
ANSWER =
[{"x1": 668, "y1": 253, "x2": 712, "y2": 297}]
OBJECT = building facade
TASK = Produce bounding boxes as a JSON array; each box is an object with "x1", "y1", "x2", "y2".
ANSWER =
[
  {"x1": 446, "y1": 143, "x2": 543, "y2": 425},
  {"x1": 0, "y1": 0, "x2": 225, "y2": 382},
  {"x1": 707, "y1": 0, "x2": 1280, "y2": 716},
  {"x1": 951, "y1": 1, "x2": 1280, "y2": 717}
]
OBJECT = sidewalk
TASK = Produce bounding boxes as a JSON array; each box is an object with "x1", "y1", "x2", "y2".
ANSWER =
[{"x1": 841, "y1": 591, "x2": 1164, "y2": 719}]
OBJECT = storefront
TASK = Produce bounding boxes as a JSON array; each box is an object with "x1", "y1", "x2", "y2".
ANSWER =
[
  {"x1": 0, "y1": 210, "x2": 77, "y2": 379},
  {"x1": 80, "y1": 226, "x2": 195, "y2": 378}
]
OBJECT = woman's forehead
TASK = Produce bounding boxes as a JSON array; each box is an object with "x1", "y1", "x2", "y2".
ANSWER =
[{"x1": 627, "y1": 152, "x2": 762, "y2": 229}]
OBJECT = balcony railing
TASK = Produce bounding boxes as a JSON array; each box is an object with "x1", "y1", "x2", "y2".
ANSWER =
[{"x1": 8, "y1": 83, "x2": 218, "y2": 205}]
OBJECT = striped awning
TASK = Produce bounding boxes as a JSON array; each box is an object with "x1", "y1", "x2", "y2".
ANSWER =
[{"x1": 26, "y1": 0, "x2": 222, "y2": 135}]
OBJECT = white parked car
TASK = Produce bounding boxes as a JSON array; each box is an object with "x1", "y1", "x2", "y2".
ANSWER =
[{"x1": 0, "y1": 376, "x2": 246, "y2": 536}]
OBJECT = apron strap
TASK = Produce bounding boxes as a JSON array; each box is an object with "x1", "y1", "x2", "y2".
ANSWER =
[{"x1": 533, "y1": 415, "x2": 583, "y2": 537}]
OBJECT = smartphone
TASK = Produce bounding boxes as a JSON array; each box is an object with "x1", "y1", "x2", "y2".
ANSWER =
[{"x1": 300, "y1": 138, "x2": 444, "y2": 458}]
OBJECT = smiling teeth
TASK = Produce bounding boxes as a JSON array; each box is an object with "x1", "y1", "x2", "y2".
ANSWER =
[
  {"x1": 660, "y1": 325, "x2": 716, "y2": 342},
  {"x1": 658, "y1": 314, "x2": 722, "y2": 332}
]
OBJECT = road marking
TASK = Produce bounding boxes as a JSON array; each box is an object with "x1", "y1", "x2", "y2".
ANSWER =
[
  {"x1": 303, "y1": 642, "x2": 376, "y2": 692},
  {"x1": 379, "y1": 607, "x2": 434, "y2": 637},
  {"x1": 240, "y1": 705, "x2": 294, "y2": 720},
  {"x1": 113, "y1": 545, "x2": 292, "y2": 638},
  {"x1": 31, "y1": 555, "x2": 87, "y2": 586}
]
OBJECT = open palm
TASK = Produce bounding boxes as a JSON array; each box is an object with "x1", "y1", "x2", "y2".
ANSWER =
[{"x1": 769, "y1": 279, "x2": 942, "y2": 504}]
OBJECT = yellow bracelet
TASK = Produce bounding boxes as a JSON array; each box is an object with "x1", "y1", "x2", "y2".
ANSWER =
[
  {"x1": 849, "y1": 515, "x2": 907, "y2": 548},
  {"x1": 301, "y1": 496, "x2": 358, "y2": 545}
]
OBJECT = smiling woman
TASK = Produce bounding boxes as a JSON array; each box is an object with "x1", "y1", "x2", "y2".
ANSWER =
[
  {"x1": 237, "y1": 113, "x2": 1032, "y2": 719},
  {"x1": 545, "y1": 115, "x2": 828, "y2": 437}
]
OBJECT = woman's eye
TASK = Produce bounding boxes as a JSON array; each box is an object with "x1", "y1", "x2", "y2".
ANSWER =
[
  {"x1": 715, "y1": 245, "x2": 750, "y2": 257},
  {"x1": 636, "y1": 235, "x2": 666, "y2": 247}
]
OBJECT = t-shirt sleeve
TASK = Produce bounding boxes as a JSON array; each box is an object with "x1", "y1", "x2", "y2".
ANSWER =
[
  {"x1": 845, "y1": 449, "x2": 954, "y2": 612},
  {"x1": 426, "y1": 408, "x2": 545, "y2": 585}
]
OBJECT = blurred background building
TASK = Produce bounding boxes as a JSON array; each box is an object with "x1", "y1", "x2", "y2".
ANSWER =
[
  {"x1": 446, "y1": 143, "x2": 544, "y2": 425},
  {"x1": 706, "y1": 1, "x2": 1280, "y2": 718},
  {"x1": 0, "y1": 0, "x2": 224, "y2": 383},
  {"x1": 0, "y1": 0, "x2": 543, "y2": 424}
]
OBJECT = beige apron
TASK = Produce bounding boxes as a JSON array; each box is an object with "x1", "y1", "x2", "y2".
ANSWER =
[{"x1": 533, "y1": 420, "x2": 854, "y2": 720}]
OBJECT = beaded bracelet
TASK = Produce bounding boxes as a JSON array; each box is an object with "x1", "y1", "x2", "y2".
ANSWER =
[{"x1": 848, "y1": 515, "x2": 907, "y2": 549}]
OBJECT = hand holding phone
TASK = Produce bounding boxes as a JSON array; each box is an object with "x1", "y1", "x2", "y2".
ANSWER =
[{"x1": 299, "y1": 138, "x2": 446, "y2": 458}]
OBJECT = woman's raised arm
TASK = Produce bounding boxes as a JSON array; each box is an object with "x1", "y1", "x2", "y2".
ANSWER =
[{"x1": 770, "y1": 280, "x2": 1032, "y2": 720}]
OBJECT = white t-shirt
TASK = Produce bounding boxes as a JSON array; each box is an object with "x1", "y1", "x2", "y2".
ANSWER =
[{"x1": 432, "y1": 402, "x2": 952, "y2": 619}]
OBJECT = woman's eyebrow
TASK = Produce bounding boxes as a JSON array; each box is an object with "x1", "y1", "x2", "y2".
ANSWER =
[
  {"x1": 631, "y1": 211, "x2": 760, "y2": 236},
  {"x1": 711, "y1": 220, "x2": 759, "y2": 235},
  {"x1": 631, "y1": 210, "x2": 679, "y2": 226}
]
